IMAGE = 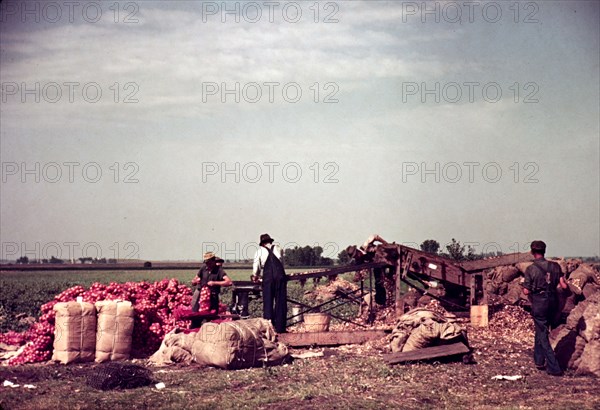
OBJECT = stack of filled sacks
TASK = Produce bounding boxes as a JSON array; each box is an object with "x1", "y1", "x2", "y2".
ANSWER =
[
  {"x1": 567, "y1": 263, "x2": 600, "y2": 298},
  {"x1": 485, "y1": 259, "x2": 599, "y2": 306},
  {"x1": 52, "y1": 302, "x2": 97, "y2": 364},
  {"x1": 149, "y1": 318, "x2": 289, "y2": 369},
  {"x1": 551, "y1": 292, "x2": 600, "y2": 377},
  {"x1": 389, "y1": 308, "x2": 467, "y2": 353},
  {"x1": 52, "y1": 300, "x2": 134, "y2": 364},
  {"x1": 95, "y1": 301, "x2": 135, "y2": 362}
]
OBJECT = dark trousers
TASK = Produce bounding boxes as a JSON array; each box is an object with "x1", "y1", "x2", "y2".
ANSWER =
[
  {"x1": 374, "y1": 268, "x2": 386, "y2": 305},
  {"x1": 530, "y1": 294, "x2": 562, "y2": 374},
  {"x1": 263, "y1": 277, "x2": 287, "y2": 333}
]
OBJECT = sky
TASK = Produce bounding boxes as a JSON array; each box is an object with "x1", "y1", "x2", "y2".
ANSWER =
[{"x1": 0, "y1": 0, "x2": 599, "y2": 261}]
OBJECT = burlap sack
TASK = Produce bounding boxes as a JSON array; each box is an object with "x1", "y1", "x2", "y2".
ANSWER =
[
  {"x1": 583, "y1": 283, "x2": 600, "y2": 299},
  {"x1": 149, "y1": 343, "x2": 193, "y2": 366},
  {"x1": 395, "y1": 308, "x2": 447, "y2": 328},
  {"x1": 574, "y1": 321, "x2": 600, "y2": 377},
  {"x1": 516, "y1": 262, "x2": 533, "y2": 275},
  {"x1": 579, "y1": 294, "x2": 600, "y2": 343},
  {"x1": 149, "y1": 320, "x2": 289, "y2": 369},
  {"x1": 149, "y1": 329, "x2": 192, "y2": 366},
  {"x1": 401, "y1": 319, "x2": 463, "y2": 352},
  {"x1": 402, "y1": 319, "x2": 437, "y2": 352},
  {"x1": 568, "y1": 266, "x2": 596, "y2": 295},
  {"x1": 566, "y1": 297, "x2": 589, "y2": 330},
  {"x1": 390, "y1": 329, "x2": 411, "y2": 353},
  {"x1": 95, "y1": 300, "x2": 135, "y2": 362},
  {"x1": 486, "y1": 267, "x2": 502, "y2": 284},
  {"x1": 566, "y1": 259, "x2": 582, "y2": 275},
  {"x1": 551, "y1": 326, "x2": 587, "y2": 370},
  {"x1": 500, "y1": 266, "x2": 520, "y2": 283},
  {"x1": 485, "y1": 267, "x2": 511, "y2": 296},
  {"x1": 52, "y1": 302, "x2": 96, "y2": 364},
  {"x1": 389, "y1": 308, "x2": 459, "y2": 353},
  {"x1": 503, "y1": 279, "x2": 526, "y2": 305},
  {"x1": 191, "y1": 319, "x2": 289, "y2": 370}
]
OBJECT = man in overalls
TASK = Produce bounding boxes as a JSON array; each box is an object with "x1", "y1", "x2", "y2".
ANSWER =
[
  {"x1": 252, "y1": 233, "x2": 288, "y2": 333},
  {"x1": 522, "y1": 240, "x2": 567, "y2": 376}
]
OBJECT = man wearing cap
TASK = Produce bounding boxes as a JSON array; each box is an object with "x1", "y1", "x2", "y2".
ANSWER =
[
  {"x1": 252, "y1": 234, "x2": 288, "y2": 333},
  {"x1": 522, "y1": 240, "x2": 567, "y2": 376},
  {"x1": 190, "y1": 252, "x2": 232, "y2": 312}
]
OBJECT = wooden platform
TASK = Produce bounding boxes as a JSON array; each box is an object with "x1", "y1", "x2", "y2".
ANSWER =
[
  {"x1": 278, "y1": 330, "x2": 389, "y2": 347},
  {"x1": 382, "y1": 342, "x2": 470, "y2": 364}
]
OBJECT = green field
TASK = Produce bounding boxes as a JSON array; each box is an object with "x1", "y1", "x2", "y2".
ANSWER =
[
  {"x1": 3, "y1": 271, "x2": 600, "y2": 410},
  {"x1": 0, "y1": 269, "x2": 359, "y2": 333}
]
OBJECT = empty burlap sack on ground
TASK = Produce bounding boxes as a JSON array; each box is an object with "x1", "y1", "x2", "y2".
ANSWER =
[
  {"x1": 95, "y1": 300, "x2": 135, "y2": 362},
  {"x1": 52, "y1": 302, "x2": 96, "y2": 364},
  {"x1": 389, "y1": 308, "x2": 463, "y2": 353},
  {"x1": 149, "y1": 330, "x2": 195, "y2": 366}
]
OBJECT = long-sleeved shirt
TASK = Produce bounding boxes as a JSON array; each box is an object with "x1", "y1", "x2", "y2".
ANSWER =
[
  {"x1": 523, "y1": 258, "x2": 562, "y2": 294},
  {"x1": 253, "y1": 245, "x2": 283, "y2": 276}
]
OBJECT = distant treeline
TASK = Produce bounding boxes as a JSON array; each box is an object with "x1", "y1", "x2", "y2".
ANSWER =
[
  {"x1": 15, "y1": 256, "x2": 118, "y2": 264},
  {"x1": 283, "y1": 246, "x2": 334, "y2": 267}
]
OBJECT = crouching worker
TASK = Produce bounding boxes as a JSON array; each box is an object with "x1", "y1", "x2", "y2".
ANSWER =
[{"x1": 190, "y1": 252, "x2": 232, "y2": 312}]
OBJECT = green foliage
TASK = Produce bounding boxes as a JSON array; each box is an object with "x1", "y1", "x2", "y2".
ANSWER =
[
  {"x1": 441, "y1": 239, "x2": 492, "y2": 261},
  {"x1": 337, "y1": 248, "x2": 352, "y2": 265},
  {"x1": 0, "y1": 278, "x2": 75, "y2": 332},
  {"x1": 420, "y1": 239, "x2": 440, "y2": 254},
  {"x1": 284, "y1": 246, "x2": 333, "y2": 267},
  {"x1": 445, "y1": 238, "x2": 466, "y2": 260}
]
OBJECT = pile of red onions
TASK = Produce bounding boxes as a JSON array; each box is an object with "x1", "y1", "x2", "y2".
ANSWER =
[{"x1": 0, "y1": 279, "x2": 192, "y2": 365}]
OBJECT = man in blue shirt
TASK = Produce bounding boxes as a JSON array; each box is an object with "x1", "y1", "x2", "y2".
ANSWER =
[{"x1": 522, "y1": 240, "x2": 567, "y2": 376}]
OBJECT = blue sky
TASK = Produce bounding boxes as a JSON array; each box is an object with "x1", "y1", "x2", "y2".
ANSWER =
[{"x1": 1, "y1": 1, "x2": 598, "y2": 261}]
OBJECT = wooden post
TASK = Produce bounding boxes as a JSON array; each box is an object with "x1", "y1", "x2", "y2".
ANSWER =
[
  {"x1": 369, "y1": 268, "x2": 374, "y2": 315},
  {"x1": 395, "y1": 245, "x2": 403, "y2": 317}
]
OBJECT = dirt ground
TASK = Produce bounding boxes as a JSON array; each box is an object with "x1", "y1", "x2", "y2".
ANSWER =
[{"x1": 1, "y1": 305, "x2": 599, "y2": 410}]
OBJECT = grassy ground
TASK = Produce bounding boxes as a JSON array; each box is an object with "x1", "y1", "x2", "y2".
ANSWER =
[
  {"x1": 2, "y1": 270, "x2": 599, "y2": 409},
  {"x1": 1, "y1": 343, "x2": 599, "y2": 410}
]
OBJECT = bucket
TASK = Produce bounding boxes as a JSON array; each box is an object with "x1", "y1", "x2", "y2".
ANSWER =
[
  {"x1": 303, "y1": 313, "x2": 330, "y2": 332},
  {"x1": 470, "y1": 305, "x2": 489, "y2": 327},
  {"x1": 290, "y1": 306, "x2": 303, "y2": 325}
]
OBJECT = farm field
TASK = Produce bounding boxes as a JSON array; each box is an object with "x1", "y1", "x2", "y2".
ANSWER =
[
  {"x1": 1, "y1": 269, "x2": 600, "y2": 410},
  {"x1": 0, "y1": 268, "x2": 312, "y2": 333}
]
